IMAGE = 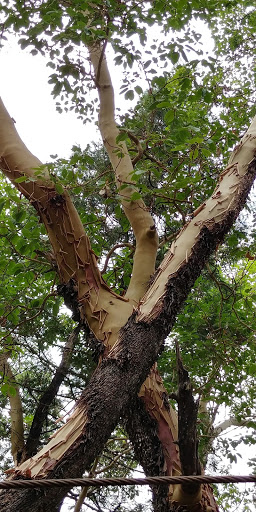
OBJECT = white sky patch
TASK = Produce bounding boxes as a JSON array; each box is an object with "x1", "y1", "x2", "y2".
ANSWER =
[
  {"x1": 0, "y1": 20, "x2": 214, "y2": 163},
  {"x1": 1, "y1": 39, "x2": 98, "y2": 161}
]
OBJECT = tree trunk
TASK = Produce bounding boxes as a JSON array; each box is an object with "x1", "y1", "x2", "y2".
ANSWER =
[
  {"x1": 1, "y1": 62, "x2": 256, "y2": 511},
  {"x1": 0, "y1": 315, "x2": 184, "y2": 511},
  {"x1": 0, "y1": 300, "x2": 221, "y2": 512},
  {"x1": 124, "y1": 365, "x2": 220, "y2": 512}
]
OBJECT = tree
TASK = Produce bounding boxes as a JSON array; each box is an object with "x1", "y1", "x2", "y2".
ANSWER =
[{"x1": 0, "y1": 1, "x2": 256, "y2": 511}]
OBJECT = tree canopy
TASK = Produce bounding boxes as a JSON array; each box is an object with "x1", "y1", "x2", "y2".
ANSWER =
[{"x1": 0, "y1": 1, "x2": 256, "y2": 511}]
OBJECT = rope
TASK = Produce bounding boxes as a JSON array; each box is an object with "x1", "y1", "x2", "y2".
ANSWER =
[{"x1": 0, "y1": 475, "x2": 255, "y2": 490}]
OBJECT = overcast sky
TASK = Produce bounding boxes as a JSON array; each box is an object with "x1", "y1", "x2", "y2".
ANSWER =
[{"x1": 1, "y1": 38, "x2": 100, "y2": 162}]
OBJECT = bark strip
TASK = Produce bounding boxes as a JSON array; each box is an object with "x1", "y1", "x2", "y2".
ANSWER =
[{"x1": 137, "y1": 120, "x2": 256, "y2": 322}]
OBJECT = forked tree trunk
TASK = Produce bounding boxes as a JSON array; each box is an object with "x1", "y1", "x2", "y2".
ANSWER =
[
  {"x1": 1, "y1": 52, "x2": 256, "y2": 511},
  {"x1": 0, "y1": 154, "x2": 255, "y2": 511},
  {"x1": 0, "y1": 283, "x2": 221, "y2": 512}
]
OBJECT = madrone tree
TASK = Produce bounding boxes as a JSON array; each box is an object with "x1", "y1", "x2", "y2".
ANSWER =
[{"x1": 0, "y1": 1, "x2": 256, "y2": 511}]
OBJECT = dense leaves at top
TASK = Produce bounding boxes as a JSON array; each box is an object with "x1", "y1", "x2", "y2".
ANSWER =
[{"x1": 0, "y1": 1, "x2": 256, "y2": 510}]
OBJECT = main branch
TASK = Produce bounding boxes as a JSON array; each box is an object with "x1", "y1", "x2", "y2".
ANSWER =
[
  {"x1": 89, "y1": 43, "x2": 159, "y2": 302},
  {"x1": 0, "y1": 98, "x2": 135, "y2": 349}
]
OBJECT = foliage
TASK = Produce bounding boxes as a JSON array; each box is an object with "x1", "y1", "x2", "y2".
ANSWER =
[{"x1": 0, "y1": 1, "x2": 256, "y2": 511}]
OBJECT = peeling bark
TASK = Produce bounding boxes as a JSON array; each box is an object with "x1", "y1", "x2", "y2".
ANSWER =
[
  {"x1": 1, "y1": 311, "x2": 221, "y2": 512},
  {"x1": 138, "y1": 364, "x2": 180, "y2": 477},
  {"x1": 137, "y1": 121, "x2": 256, "y2": 322},
  {"x1": 0, "y1": 317, "x2": 181, "y2": 511},
  {"x1": 1, "y1": 91, "x2": 256, "y2": 508},
  {"x1": 1, "y1": 25, "x2": 256, "y2": 507},
  {"x1": 125, "y1": 365, "x2": 219, "y2": 512},
  {"x1": 0, "y1": 97, "x2": 136, "y2": 352},
  {"x1": 89, "y1": 43, "x2": 159, "y2": 302}
]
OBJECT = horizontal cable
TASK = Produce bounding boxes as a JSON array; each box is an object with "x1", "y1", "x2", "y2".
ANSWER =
[{"x1": 0, "y1": 475, "x2": 255, "y2": 489}]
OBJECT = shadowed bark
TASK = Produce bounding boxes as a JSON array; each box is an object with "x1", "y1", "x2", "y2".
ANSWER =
[{"x1": 171, "y1": 342, "x2": 202, "y2": 506}]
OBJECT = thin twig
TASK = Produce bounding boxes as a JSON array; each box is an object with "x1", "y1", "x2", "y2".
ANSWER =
[
  {"x1": 0, "y1": 292, "x2": 57, "y2": 343},
  {"x1": 101, "y1": 243, "x2": 134, "y2": 274}
]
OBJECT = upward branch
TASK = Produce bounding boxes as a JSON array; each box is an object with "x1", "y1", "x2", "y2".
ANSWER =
[
  {"x1": 0, "y1": 354, "x2": 24, "y2": 465},
  {"x1": 1, "y1": 111, "x2": 255, "y2": 512},
  {"x1": 21, "y1": 326, "x2": 80, "y2": 462},
  {"x1": 89, "y1": 42, "x2": 159, "y2": 302},
  {"x1": 0, "y1": 98, "x2": 133, "y2": 347}
]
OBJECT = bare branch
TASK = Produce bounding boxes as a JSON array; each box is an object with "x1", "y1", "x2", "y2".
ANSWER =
[
  {"x1": 21, "y1": 325, "x2": 81, "y2": 462},
  {"x1": 101, "y1": 243, "x2": 134, "y2": 274},
  {"x1": 74, "y1": 456, "x2": 99, "y2": 512},
  {"x1": 214, "y1": 416, "x2": 254, "y2": 436},
  {"x1": 119, "y1": 129, "x2": 145, "y2": 165}
]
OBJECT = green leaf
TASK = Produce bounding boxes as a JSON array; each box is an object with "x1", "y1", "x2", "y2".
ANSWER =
[
  {"x1": 1, "y1": 384, "x2": 9, "y2": 396},
  {"x1": 0, "y1": 199, "x2": 5, "y2": 214},
  {"x1": 125, "y1": 90, "x2": 134, "y2": 101},
  {"x1": 116, "y1": 132, "x2": 129, "y2": 143},
  {"x1": 189, "y1": 147, "x2": 199, "y2": 160},
  {"x1": 157, "y1": 101, "x2": 172, "y2": 108},
  {"x1": 164, "y1": 110, "x2": 175, "y2": 124},
  {"x1": 169, "y1": 51, "x2": 179, "y2": 64},
  {"x1": 52, "y1": 300, "x2": 60, "y2": 317},
  {"x1": 202, "y1": 89, "x2": 212, "y2": 103},
  {"x1": 55, "y1": 182, "x2": 64, "y2": 194},
  {"x1": 130, "y1": 191, "x2": 141, "y2": 201},
  {"x1": 144, "y1": 60, "x2": 151, "y2": 69},
  {"x1": 135, "y1": 86, "x2": 143, "y2": 95},
  {"x1": 15, "y1": 175, "x2": 28, "y2": 183}
]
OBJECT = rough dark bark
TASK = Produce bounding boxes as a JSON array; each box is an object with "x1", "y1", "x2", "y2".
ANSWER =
[
  {"x1": 0, "y1": 302, "x2": 206, "y2": 511},
  {"x1": 1, "y1": 318, "x2": 173, "y2": 511},
  {"x1": 175, "y1": 342, "x2": 201, "y2": 499},
  {"x1": 123, "y1": 396, "x2": 171, "y2": 512},
  {"x1": 1, "y1": 160, "x2": 255, "y2": 511}
]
